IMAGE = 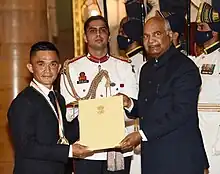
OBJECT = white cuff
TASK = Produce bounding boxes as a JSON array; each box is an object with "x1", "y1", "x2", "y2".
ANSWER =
[
  {"x1": 125, "y1": 98, "x2": 134, "y2": 112},
  {"x1": 68, "y1": 145, "x2": 72, "y2": 157},
  {"x1": 66, "y1": 107, "x2": 79, "y2": 122},
  {"x1": 139, "y1": 130, "x2": 148, "y2": 141}
]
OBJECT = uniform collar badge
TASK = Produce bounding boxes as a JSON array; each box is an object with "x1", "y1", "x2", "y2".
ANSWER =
[
  {"x1": 77, "y1": 72, "x2": 89, "y2": 84},
  {"x1": 131, "y1": 65, "x2": 135, "y2": 73}
]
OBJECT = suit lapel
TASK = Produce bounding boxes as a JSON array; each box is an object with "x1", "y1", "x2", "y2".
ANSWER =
[{"x1": 30, "y1": 87, "x2": 58, "y2": 118}]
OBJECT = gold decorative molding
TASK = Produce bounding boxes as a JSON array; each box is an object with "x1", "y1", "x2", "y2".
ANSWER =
[
  {"x1": 72, "y1": 0, "x2": 85, "y2": 57},
  {"x1": 47, "y1": 0, "x2": 58, "y2": 42}
]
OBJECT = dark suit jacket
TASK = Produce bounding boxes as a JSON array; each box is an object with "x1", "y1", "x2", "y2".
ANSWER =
[
  {"x1": 7, "y1": 86, "x2": 79, "y2": 174},
  {"x1": 128, "y1": 45, "x2": 209, "y2": 174}
]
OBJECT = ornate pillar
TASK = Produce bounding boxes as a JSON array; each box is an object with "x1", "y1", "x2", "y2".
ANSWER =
[
  {"x1": 47, "y1": 0, "x2": 58, "y2": 42},
  {"x1": 0, "y1": 0, "x2": 48, "y2": 173},
  {"x1": 72, "y1": 0, "x2": 84, "y2": 57}
]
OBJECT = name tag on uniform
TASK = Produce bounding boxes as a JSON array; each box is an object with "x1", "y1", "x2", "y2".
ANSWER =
[
  {"x1": 77, "y1": 72, "x2": 89, "y2": 84},
  {"x1": 201, "y1": 64, "x2": 215, "y2": 75}
]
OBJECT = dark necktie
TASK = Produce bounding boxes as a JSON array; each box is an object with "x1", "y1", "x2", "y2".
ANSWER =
[
  {"x1": 48, "y1": 91, "x2": 58, "y2": 114},
  {"x1": 48, "y1": 91, "x2": 69, "y2": 145}
]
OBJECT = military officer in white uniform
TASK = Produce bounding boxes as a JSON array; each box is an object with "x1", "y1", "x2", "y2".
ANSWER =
[
  {"x1": 60, "y1": 15, "x2": 138, "y2": 174},
  {"x1": 117, "y1": 16, "x2": 146, "y2": 85},
  {"x1": 190, "y1": 2, "x2": 220, "y2": 174}
]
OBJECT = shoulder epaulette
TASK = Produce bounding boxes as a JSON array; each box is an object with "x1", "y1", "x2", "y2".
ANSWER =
[
  {"x1": 61, "y1": 55, "x2": 85, "y2": 74},
  {"x1": 110, "y1": 54, "x2": 131, "y2": 63},
  {"x1": 68, "y1": 55, "x2": 86, "y2": 64},
  {"x1": 204, "y1": 41, "x2": 220, "y2": 54},
  {"x1": 126, "y1": 46, "x2": 143, "y2": 58}
]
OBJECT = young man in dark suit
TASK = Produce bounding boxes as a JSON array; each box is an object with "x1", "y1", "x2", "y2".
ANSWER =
[
  {"x1": 7, "y1": 41, "x2": 93, "y2": 174},
  {"x1": 118, "y1": 17, "x2": 209, "y2": 174}
]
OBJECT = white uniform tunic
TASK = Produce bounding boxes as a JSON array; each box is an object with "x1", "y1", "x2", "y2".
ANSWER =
[
  {"x1": 60, "y1": 54, "x2": 138, "y2": 161},
  {"x1": 190, "y1": 42, "x2": 220, "y2": 174}
]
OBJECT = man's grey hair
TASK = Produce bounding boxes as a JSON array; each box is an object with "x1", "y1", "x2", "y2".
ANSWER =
[
  {"x1": 164, "y1": 19, "x2": 171, "y2": 31},
  {"x1": 164, "y1": 19, "x2": 171, "y2": 32}
]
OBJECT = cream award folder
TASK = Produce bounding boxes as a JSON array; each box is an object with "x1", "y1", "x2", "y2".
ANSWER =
[{"x1": 78, "y1": 96, "x2": 125, "y2": 150}]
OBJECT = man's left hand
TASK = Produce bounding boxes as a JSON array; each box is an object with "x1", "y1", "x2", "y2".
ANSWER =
[
  {"x1": 72, "y1": 142, "x2": 94, "y2": 158},
  {"x1": 117, "y1": 132, "x2": 141, "y2": 153}
]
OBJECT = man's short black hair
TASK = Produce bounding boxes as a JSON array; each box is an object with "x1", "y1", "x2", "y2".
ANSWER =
[
  {"x1": 30, "y1": 41, "x2": 60, "y2": 60},
  {"x1": 84, "y1": 15, "x2": 110, "y2": 35}
]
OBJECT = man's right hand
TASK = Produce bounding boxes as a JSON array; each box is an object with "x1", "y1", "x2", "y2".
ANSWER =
[
  {"x1": 116, "y1": 93, "x2": 132, "y2": 109},
  {"x1": 72, "y1": 142, "x2": 94, "y2": 158}
]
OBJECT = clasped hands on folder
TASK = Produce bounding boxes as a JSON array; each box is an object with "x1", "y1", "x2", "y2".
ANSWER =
[{"x1": 71, "y1": 93, "x2": 142, "y2": 158}]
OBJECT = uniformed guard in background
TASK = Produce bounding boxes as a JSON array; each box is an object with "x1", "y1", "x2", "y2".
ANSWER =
[
  {"x1": 191, "y1": 2, "x2": 220, "y2": 174},
  {"x1": 117, "y1": 16, "x2": 145, "y2": 85},
  {"x1": 60, "y1": 15, "x2": 138, "y2": 174}
]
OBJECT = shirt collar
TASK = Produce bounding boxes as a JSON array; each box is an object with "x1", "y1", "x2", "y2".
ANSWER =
[
  {"x1": 125, "y1": 46, "x2": 143, "y2": 58},
  {"x1": 204, "y1": 41, "x2": 220, "y2": 54},
  {"x1": 31, "y1": 79, "x2": 53, "y2": 96},
  {"x1": 87, "y1": 53, "x2": 109, "y2": 63}
]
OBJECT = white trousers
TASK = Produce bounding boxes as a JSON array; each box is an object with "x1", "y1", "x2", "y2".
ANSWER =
[
  {"x1": 130, "y1": 151, "x2": 141, "y2": 174},
  {"x1": 199, "y1": 112, "x2": 220, "y2": 174}
]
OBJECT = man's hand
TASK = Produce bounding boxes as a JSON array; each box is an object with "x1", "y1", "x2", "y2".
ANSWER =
[
  {"x1": 72, "y1": 142, "x2": 94, "y2": 158},
  {"x1": 116, "y1": 93, "x2": 132, "y2": 108},
  {"x1": 204, "y1": 169, "x2": 209, "y2": 174},
  {"x1": 118, "y1": 132, "x2": 141, "y2": 153}
]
